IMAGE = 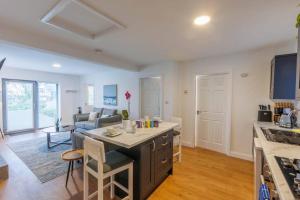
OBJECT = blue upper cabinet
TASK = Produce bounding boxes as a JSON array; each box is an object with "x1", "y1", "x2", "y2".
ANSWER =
[{"x1": 270, "y1": 53, "x2": 297, "y2": 100}]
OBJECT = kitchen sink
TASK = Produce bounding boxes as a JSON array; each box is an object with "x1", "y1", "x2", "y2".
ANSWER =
[{"x1": 261, "y1": 128, "x2": 300, "y2": 145}]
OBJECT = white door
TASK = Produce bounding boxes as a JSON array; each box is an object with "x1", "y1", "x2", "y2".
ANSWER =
[
  {"x1": 196, "y1": 74, "x2": 230, "y2": 153},
  {"x1": 140, "y1": 77, "x2": 161, "y2": 118}
]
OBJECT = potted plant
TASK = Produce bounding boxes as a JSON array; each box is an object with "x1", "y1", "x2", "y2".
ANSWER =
[
  {"x1": 122, "y1": 110, "x2": 131, "y2": 129},
  {"x1": 296, "y1": 13, "x2": 300, "y2": 28},
  {"x1": 125, "y1": 91, "x2": 131, "y2": 116},
  {"x1": 55, "y1": 117, "x2": 62, "y2": 132}
]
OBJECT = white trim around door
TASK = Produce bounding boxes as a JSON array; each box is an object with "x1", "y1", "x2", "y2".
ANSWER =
[{"x1": 194, "y1": 73, "x2": 232, "y2": 155}]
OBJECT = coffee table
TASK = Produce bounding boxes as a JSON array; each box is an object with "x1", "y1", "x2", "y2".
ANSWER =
[{"x1": 42, "y1": 125, "x2": 75, "y2": 149}]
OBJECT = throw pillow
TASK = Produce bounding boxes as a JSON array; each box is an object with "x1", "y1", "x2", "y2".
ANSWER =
[{"x1": 88, "y1": 112, "x2": 98, "y2": 121}]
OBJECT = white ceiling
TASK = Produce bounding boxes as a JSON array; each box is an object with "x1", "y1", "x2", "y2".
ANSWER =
[
  {"x1": 0, "y1": 42, "x2": 112, "y2": 75},
  {"x1": 0, "y1": 0, "x2": 299, "y2": 70}
]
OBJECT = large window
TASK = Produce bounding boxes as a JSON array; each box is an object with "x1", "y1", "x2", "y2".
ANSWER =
[
  {"x1": 3, "y1": 79, "x2": 59, "y2": 133},
  {"x1": 87, "y1": 85, "x2": 94, "y2": 106}
]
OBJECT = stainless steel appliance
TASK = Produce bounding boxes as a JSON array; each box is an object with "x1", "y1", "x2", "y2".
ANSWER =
[{"x1": 275, "y1": 156, "x2": 300, "y2": 199}]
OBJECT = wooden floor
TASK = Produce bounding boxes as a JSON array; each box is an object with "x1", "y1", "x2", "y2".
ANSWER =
[{"x1": 0, "y1": 133, "x2": 253, "y2": 200}]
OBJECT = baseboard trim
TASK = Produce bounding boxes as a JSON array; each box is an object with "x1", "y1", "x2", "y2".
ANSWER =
[
  {"x1": 182, "y1": 141, "x2": 194, "y2": 148},
  {"x1": 229, "y1": 151, "x2": 253, "y2": 161}
]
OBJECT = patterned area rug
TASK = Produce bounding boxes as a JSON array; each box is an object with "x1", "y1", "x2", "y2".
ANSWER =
[{"x1": 8, "y1": 132, "x2": 81, "y2": 183}]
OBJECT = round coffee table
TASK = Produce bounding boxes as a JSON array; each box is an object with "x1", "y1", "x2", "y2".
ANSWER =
[
  {"x1": 61, "y1": 149, "x2": 84, "y2": 187},
  {"x1": 42, "y1": 125, "x2": 75, "y2": 149}
]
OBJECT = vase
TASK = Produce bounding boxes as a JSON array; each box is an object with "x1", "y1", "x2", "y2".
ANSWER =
[{"x1": 122, "y1": 120, "x2": 136, "y2": 133}]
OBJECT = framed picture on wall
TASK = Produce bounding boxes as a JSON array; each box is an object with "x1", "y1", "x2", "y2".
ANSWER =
[{"x1": 103, "y1": 84, "x2": 117, "y2": 106}]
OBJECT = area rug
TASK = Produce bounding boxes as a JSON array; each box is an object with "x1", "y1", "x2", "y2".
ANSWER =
[{"x1": 7, "y1": 132, "x2": 81, "y2": 183}]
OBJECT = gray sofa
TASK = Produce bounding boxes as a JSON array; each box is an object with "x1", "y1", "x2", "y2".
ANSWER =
[
  {"x1": 72, "y1": 107, "x2": 122, "y2": 149},
  {"x1": 73, "y1": 107, "x2": 122, "y2": 132}
]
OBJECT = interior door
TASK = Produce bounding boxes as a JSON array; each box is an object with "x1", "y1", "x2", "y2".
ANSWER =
[
  {"x1": 196, "y1": 74, "x2": 229, "y2": 153},
  {"x1": 3, "y1": 79, "x2": 36, "y2": 133},
  {"x1": 140, "y1": 77, "x2": 161, "y2": 118}
]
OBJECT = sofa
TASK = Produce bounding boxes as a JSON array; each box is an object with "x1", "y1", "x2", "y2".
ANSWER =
[
  {"x1": 72, "y1": 108, "x2": 122, "y2": 149},
  {"x1": 73, "y1": 107, "x2": 122, "y2": 132}
]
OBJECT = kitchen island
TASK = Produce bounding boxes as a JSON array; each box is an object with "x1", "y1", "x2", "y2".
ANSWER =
[
  {"x1": 253, "y1": 122, "x2": 300, "y2": 200},
  {"x1": 85, "y1": 122, "x2": 178, "y2": 200}
]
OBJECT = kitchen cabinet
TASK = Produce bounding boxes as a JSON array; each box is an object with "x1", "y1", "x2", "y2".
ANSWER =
[
  {"x1": 270, "y1": 53, "x2": 297, "y2": 99},
  {"x1": 113, "y1": 130, "x2": 173, "y2": 200},
  {"x1": 140, "y1": 139, "x2": 156, "y2": 198}
]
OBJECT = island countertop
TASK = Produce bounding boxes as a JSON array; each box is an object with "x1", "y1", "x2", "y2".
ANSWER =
[
  {"x1": 254, "y1": 121, "x2": 300, "y2": 200},
  {"x1": 84, "y1": 122, "x2": 178, "y2": 149}
]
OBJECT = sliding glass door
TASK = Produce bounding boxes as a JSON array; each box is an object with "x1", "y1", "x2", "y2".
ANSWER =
[
  {"x1": 3, "y1": 80, "x2": 36, "y2": 132},
  {"x1": 3, "y1": 79, "x2": 59, "y2": 134},
  {"x1": 38, "y1": 83, "x2": 58, "y2": 128}
]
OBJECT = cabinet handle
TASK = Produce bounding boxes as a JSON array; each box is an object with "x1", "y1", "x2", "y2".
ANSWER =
[
  {"x1": 162, "y1": 134, "x2": 168, "y2": 139},
  {"x1": 161, "y1": 141, "x2": 168, "y2": 146},
  {"x1": 161, "y1": 159, "x2": 168, "y2": 164},
  {"x1": 152, "y1": 140, "x2": 156, "y2": 152}
]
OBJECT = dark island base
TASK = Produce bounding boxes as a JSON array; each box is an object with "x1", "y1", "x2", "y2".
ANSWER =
[{"x1": 102, "y1": 129, "x2": 174, "y2": 200}]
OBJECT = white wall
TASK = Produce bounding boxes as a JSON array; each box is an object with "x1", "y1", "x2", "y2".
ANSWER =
[
  {"x1": 0, "y1": 67, "x2": 80, "y2": 127},
  {"x1": 180, "y1": 40, "x2": 297, "y2": 159},
  {"x1": 79, "y1": 61, "x2": 181, "y2": 121},
  {"x1": 80, "y1": 70, "x2": 140, "y2": 119},
  {"x1": 139, "y1": 61, "x2": 181, "y2": 120},
  {"x1": 79, "y1": 40, "x2": 297, "y2": 161}
]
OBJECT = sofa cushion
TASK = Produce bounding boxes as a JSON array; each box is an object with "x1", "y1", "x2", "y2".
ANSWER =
[
  {"x1": 84, "y1": 121, "x2": 96, "y2": 130},
  {"x1": 87, "y1": 151, "x2": 133, "y2": 173},
  {"x1": 88, "y1": 112, "x2": 98, "y2": 121},
  {"x1": 75, "y1": 121, "x2": 86, "y2": 129},
  {"x1": 102, "y1": 108, "x2": 117, "y2": 116}
]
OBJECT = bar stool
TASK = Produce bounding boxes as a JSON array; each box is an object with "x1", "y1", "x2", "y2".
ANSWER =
[
  {"x1": 171, "y1": 117, "x2": 182, "y2": 162},
  {"x1": 61, "y1": 149, "x2": 84, "y2": 187},
  {"x1": 83, "y1": 137, "x2": 133, "y2": 200}
]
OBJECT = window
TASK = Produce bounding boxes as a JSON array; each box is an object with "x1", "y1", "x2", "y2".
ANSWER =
[
  {"x1": 3, "y1": 79, "x2": 59, "y2": 133},
  {"x1": 87, "y1": 85, "x2": 94, "y2": 106}
]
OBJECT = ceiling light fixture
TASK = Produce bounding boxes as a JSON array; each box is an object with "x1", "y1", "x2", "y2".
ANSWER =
[
  {"x1": 194, "y1": 16, "x2": 211, "y2": 26},
  {"x1": 52, "y1": 63, "x2": 61, "y2": 68}
]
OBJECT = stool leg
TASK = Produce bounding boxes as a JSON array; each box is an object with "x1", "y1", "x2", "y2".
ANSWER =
[
  {"x1": 66, "y1": 161, "x2": 71, "y2": 187},
  {"x1": 110, "y1": 175, "x2": 115, "y2": 199},
  {"x1": 98, "y1": 176, "x2": 103, "y2": 200},
  {"x1": 71, "y1": 161, "x2": 74, "y2": 176},
  {"x1": 83, "y1": 162, "x2": 89, "y2": 200},
  {"x1": 128, "y1": 163, "x2": 133, "y2": 200}
]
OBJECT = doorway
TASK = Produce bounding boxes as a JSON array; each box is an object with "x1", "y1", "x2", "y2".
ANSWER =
[
  {"x1": 2, "y1": 79, "x2": 59, "y2": 134},
  {"x1": 140, "y1": 77, "x2": 162, "y2": 119},
  {"x1": 195, "y1": 74, "x2": 232, "y2": 154}
]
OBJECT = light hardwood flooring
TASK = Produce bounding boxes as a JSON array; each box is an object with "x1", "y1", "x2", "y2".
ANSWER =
[{"x1": 0, "y1": 133, "x2": 253, "y2": 200}]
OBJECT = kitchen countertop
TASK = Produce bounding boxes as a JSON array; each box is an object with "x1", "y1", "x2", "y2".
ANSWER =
[
  {"x1": 85, "y1": 122, "x2": 178, "y2": 149},
  {"x1": 254, "y1": 121, "x2": 300, "y2": 200}
]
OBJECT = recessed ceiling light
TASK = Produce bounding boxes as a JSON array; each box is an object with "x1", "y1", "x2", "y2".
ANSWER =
[
  {"x1": 52, "y1": 63, "x2": 61, "y2": 68},
  {"x1": 194, "y1": 16, "x2": 211, "y2": 26}
]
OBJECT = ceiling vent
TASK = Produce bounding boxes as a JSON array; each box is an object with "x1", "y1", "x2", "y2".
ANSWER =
[{"x1": 41, "y1": 0, "x2": 126, "y2": 39}]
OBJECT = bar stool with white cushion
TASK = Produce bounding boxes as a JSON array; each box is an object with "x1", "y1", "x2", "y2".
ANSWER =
[
  {"x1": 84, "y1": 137, "x2": 133, "y2": 200},
  {"x1": 171, "y1": 117, "x2": 182, "y2": 162}
]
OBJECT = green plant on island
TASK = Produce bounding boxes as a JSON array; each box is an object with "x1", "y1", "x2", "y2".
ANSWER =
[
  {"x1": 297, "y1": 13, "x2": 300, "y2": 28},
  {"x1": 122, "y1": 110, "x2": 129, "y2": 120}
]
